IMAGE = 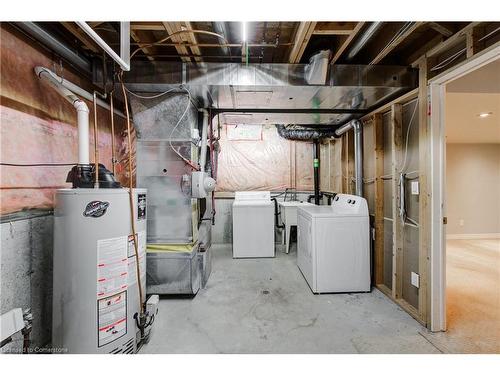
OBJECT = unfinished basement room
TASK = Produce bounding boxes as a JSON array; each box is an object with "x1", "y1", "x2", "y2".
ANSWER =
[{"x1": 1, "y1": 1, "x2": 499, "y2": 371}]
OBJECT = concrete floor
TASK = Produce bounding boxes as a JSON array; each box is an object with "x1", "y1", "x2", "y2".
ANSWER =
[
  {"x1": 140, "y1": 244, "x2": 440, "y2": 354},
  {"x1": 421, "y1": 239, "x2": 500, "y2": 353}
]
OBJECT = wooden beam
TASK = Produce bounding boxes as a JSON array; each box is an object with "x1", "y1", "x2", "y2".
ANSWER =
[
  {"x1": 373, "y1": 113, "x2": 385, "y2": 285},
  {"x1": 312, "y1": 29, "x2": 353, "y2": 36},
  {"x1": 184, "y1": 22, "x2": 203, "y2": 63},
  {"x1": 406, "y1": 34, "x2": 444, "y2": 66},
  {"x1": 417, "y1": 57, "x2": 430, "y2": 325},
  {"x1": 88, "y1": 22, "x2": 105, "y2": 28},
  {"x1": 61, "y1": 22, "x2": 100, "y2": 53},
  {"x1": 331, "y1": 139, "x2": 343, "y2": 192},
  {"x1": 466, "y1": 29, "x2": 475, "y2": 58},
  {"x1": 162, "y1": 22, "x2": 192, "y2": 63},
  {"x1": 428, "y1": 22, "x2": 454, "y2": 37},
  {"x1": 131, "y1": 23, "x2": 165, "y2": 31},
  {"x1": 313, "y1": 22, "x2": 357, "y2": 36},
  {"x1": 427, "y1": 22, "x2": 481, "y2": 58},
  {"x1": 288, "y1": 22, "x2": 317, "y2": 63},
  {"x1": 391, "y1": 103, "x2": 403, "y2": 300},
  {"x1": 330, "y1": 22, "x2": 365, "y2": 64},
  {"x1": 130, "y1": 30, "x2": 155, "y2": 62},
  {"x1": 361, "y1": 88, "x2": 418, "y2": 121},
  {"x1": 370, "y1": 22, "x2": 425, "y2": 65},
  {"x1": 343, "y1": 131, "x2": 355, "y2": 194}
]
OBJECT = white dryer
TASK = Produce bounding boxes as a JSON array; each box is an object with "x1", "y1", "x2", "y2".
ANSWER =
[
  {"x1": 232, "y1": 191, "x2": 275, "y2": 258},
  {"x1": 297, "y1": 194, "x2": 370, "y2": 293}
]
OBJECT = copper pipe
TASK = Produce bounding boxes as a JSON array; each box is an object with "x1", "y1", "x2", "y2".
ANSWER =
[
  {"x1": 110, "y1": 92, "x2": 116, "y2": 175},
  {"x1": 131, "y1": 29, "x2": 230, "y2": 59},
  {"x1": 119, "y1": 72, "x2": 144, "y2": 315},
  {"x1": 93, "y1": 91, "x2": 99, "y2": 187}
]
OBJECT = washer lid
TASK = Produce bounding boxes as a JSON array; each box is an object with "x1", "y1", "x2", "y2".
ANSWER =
[
  {"x1": 235, "y1": 191, "x2": 271, "y2": 201},
  {"x1": 233, "y1": 200, "x2": 273, "y2": 207},
  {"x1": 298, "y1": 201, "x2": 368, "y2": 218}
]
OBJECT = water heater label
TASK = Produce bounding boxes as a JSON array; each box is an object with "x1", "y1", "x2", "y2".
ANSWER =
[
  {"x1": 84, "y1": 200, "x2": 110, "y2": 218},
  {"x1": 137, "y1": 194, "x2": 146, "y2": 220},
  {"x1": 97, "y1": 291, "x2": 127, "y2": 347},
  {"x1": 97, "y1": 236, "x2": 128, "y2": 298}
]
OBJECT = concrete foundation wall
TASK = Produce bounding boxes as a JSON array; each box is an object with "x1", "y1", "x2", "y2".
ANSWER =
[{"x1": 1, "y1": 212, "x2": 53, "y2": 352}]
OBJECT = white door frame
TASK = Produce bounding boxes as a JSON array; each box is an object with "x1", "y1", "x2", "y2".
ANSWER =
[{"x1": 428, "y1": 44, "x2": 500, "y2": 332}]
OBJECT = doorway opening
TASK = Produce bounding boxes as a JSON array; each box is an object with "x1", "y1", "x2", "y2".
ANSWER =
[{"x1": 431, "y1": 58, "x2": 500, "y2": 353}]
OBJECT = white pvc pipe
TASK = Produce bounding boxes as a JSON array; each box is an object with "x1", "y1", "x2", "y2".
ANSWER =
[
  {"x1": 199, "y1": 110, "x2": 209, "y2": 171},
  {"x1": 35, "y1": 67, "x2": 90, "y2": 164},
  {"x1": 34, "y1": 66, "x2": 125, "y2": 119},
  {"x1": 76, "y1": 101, "x2": 90, "y2": 165},
  {"x1": 75, "y1": 22, "x2": 130, "y2": 71}
]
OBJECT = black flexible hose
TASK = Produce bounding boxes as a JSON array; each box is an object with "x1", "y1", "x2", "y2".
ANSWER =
[{"x1": 271, "y1": 198, "x2": 285, "y2": 229}]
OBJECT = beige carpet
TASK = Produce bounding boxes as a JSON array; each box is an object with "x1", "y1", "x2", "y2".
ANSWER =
[{"x1": 424, "y1": 239, "x2": 500, "y2": 353}]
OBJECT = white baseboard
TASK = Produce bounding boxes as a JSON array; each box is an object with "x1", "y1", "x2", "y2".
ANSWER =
[{"x1": 446, "y1": 233, "x2": 500, "y2": 240}]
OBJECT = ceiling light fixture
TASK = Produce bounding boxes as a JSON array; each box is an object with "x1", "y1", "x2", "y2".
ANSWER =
[
  {"x1": 241, "y1": 22, "x2": 247, "y2": 43},
  {"x1": 478, "y1": 112, "x2": 493, "y2": 118}
]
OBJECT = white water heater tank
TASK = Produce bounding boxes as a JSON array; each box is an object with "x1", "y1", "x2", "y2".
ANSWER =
[{"x1": 52, "y1": 188, "x2": 147, "y2": 354}]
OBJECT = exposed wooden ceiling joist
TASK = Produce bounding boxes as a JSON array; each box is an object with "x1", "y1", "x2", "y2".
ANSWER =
[
  {"x1": 428, "y1": 22, "x2": 454, "y2": 37},
  {"x1": 162, "y1": 22, "x2": 202, "y2": 63},
  {"x1": 184, "y1": 22, "x2": 202, "y2": 62},
  {"x1": 130, "y1": 30, "x2": 155, "y2": 62},
  {"x1": 312, "y1": 22, "x2": 357, "y2": 36},
  {"x1": 370, "y1": 22, "x2": 425, "y2": 65},
  {"x1": 61, "y1": 22, "x2": 100, "y2": 53},
  {"x1": 312, "y1": 29, "x2": 353, "y2": 36},
  {"x1": 130, "y1": 23, "x2": 165, "y2": 31},
  {"x1": 288, "y1": 21, "x2": 317, "y2": 63},
  {"x1": 330, "y1": 22, "x2": 365, "y2": 64},
  {"x1": 427, "y1": 22, "x2": 481, "y2": 58}
]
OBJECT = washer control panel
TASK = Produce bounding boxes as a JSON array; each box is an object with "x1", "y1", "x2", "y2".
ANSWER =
[{"x1": 331, "y1": 194, "x2": 368, "y2": 215}]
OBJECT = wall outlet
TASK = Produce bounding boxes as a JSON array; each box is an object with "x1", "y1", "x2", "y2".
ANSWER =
[
  {"x1": 411, "y1": 181, "x2": 419, "y2": 195},
  {"x1": 411, "y1": 272, "x2": 420, "y2": 288}
]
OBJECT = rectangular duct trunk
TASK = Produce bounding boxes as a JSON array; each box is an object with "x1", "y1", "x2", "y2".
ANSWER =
[{"x1": 122, "y1": 63, "x2": 417, "y2": 126}]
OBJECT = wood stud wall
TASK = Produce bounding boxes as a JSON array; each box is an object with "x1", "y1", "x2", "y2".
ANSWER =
[
  {"x1": 373, "y1": 114, "x2": 384, "y2": 286},
  {"x1": 331, "y1": 22, "x2": 498, "y2": 327},
  {"x1": 417, "y1": 57, "x2": 430, "y2": 324}
]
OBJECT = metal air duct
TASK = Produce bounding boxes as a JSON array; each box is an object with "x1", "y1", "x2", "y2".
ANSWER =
[
  {"x1": 335, "y1": 119, "x2": 363, "y2": 196},
  {"x1": 16, "y1": 22, "x2": 92, "y2": 75}
]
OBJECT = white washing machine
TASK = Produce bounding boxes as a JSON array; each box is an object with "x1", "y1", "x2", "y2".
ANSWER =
[
  {"x1": 297, "y1": 194, "x2": 370, "y2": 293},
  {"x1": 232, "y1": 191, "x2": 275, "y2": 258}
]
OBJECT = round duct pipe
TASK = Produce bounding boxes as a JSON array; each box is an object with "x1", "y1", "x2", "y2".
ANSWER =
[{"x1": 276, "y1": 125, "x2": 339, "y2": 141}]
